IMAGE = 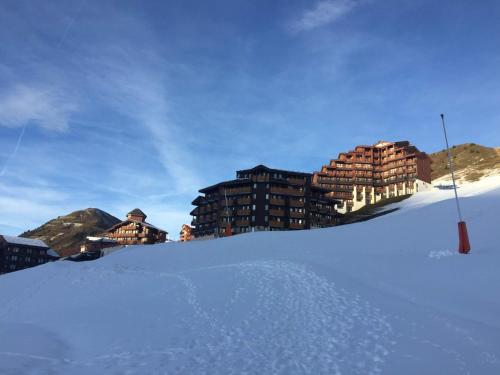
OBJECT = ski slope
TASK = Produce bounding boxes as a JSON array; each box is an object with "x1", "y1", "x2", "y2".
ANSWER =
[{"x1": 1, "y1": 176, "x2": 500, "y2": 374}]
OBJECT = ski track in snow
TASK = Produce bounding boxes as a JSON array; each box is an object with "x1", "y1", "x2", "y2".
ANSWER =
[{"x1": 0, "y1": 261, "x2": 393, "y2": 374}]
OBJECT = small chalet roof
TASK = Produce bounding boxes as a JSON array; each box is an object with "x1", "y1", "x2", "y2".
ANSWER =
[
  {"x1": 127, "y1": 208, "x2": 146, "y2": 217},
  {"x1": 2, "y1": 235, "x2": 49, "y2": 248}
]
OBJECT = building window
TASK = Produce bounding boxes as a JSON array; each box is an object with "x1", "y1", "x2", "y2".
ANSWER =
[{"x1": 13, "y1": 247, "x2": 19, "y2": 253}]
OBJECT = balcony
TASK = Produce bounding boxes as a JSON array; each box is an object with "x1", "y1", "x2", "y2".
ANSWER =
[
  {"x1": 289, "y1": 223, "x2": 305, "y2": 230},
  {"x1": 236, "y1": 209, "x2": 251, "y2": 216},
  {"x1": 252, "y1": 175, "x2": 268, "y2": 182},
  {"x1": 288, "y1": 177, "x2": 306, "y2": 185},
  {"x1": 269, "y1": 220, "x2": 285, "y2": 228},
  {"x1": 236, "y1": 220, "x2": 250, "y2": 226},
  {"x1": 269, "y1": 209, "x2": 285, "y2": 216},
  {"x1": 290, "y1": 211, "x2": 305, "y2": 219},
  {"x1": 270, "y1": 187, "x2": 304, "y2": 197},
  {"x1": 237, "y1": 197, "x2": 251, "y2": 205},
  {"x1": 225, "y1": 186, "x2": 252, "y2": 195},
  {"x1": 269, "y1": 198, "x2": 285, "y2": 205},
  {"x1": 289, "y1": 200, "x2": 304, "y2": 208}
]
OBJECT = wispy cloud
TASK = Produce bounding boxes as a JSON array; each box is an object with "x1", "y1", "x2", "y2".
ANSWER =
[
  {"x1": 83, "y1": 48, "x2": 202, "y2": 195},
  {"x1": 0, "y1": 84, "x2": 77, "y2": 131},
  {"x1": 290, "y1": 0, "x2": 359, "y2": 33}
]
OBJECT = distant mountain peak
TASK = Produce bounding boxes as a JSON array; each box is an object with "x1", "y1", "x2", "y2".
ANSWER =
[
  {"x1": 20, "y1": 208, "x2": 121, "y2": 257},
  {"x1": 430, "y1": 143, "x2": 500, "y2": 182}
]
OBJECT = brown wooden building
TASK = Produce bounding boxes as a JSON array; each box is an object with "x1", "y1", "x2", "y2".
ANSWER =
[
  {"x1": 80, "y1": 236, "x2": 119, "y2": 253},
  {"x1": 0, "y1": 235, "x2": 59, "y2": 275},
  {"x1": 312, "y1": 140, "x2": 432, "y2": 213},
  {"x1": 179, "y1": 224, "x2": 193, "y2": 242},
  {"x1": 106, "y1": 209, "x2": 167, "y2": 245},
  {"x1": 191, "y1": 165, "x2": 340, "y2": 238}
]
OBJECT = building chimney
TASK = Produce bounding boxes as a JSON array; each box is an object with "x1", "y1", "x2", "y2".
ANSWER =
[{"x1": 126, "y1": 208, "x2": 147, "y2": 223}]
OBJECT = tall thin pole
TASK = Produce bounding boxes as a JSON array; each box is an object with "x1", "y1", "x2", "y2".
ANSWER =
[
  {"x1": 440, "y1": 114, "x2": 463, "y2": 222},
  {"x1": 440, "y1": 113, "x2": 470, "y2": 254}
]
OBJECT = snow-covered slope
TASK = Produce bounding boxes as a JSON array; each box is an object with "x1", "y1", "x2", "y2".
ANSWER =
[{"x1": 1, "y1": 178, "x2": 500, "y2": 374}]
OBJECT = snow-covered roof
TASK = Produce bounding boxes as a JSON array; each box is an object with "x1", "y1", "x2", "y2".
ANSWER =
[
  {"x1": 47, "y1": 249, "x2": 60, "y2": 257},
  {"x1": 86, "y1": 236, "x2": 117, "y2": 243},
  {"x1": 2, "y1": 235, "x2": 49, "y2": 248}
]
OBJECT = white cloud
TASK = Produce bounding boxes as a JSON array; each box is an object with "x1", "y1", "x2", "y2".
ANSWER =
[
  {"x1": 290, "y1": 0, "x2": 358, "y2": 33},
  {"x1": 0, "y1": 84, "x2": 76, "y2": 131},
  {"x1": 84, "y1": 47, "x2": 202, "y2": 195}
]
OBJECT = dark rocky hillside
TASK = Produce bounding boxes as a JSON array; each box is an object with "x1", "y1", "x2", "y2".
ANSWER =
[
  {"x1": 20, "y1": 208, "x2": 121, "y2": 257},
  {"x1": 429, "y1": 143, "x2": 500, "y2": 181}
]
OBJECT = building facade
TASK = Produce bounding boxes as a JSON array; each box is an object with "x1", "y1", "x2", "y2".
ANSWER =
[
  {"x1": 179, "y1": 224, "x2": 193, "y2": 242},
  {"x1": 107, "y1": 209, "x2": 167, "y2": 245},
  {"x1": 191, "y1": 165, "x2": 340, "y2": 238},
  {"x1": 80, "y1": 236, "x2": 118, "y2": 253},
  {"x1": 312, "y1": 141, "x2": 432, "y2": 213},
  {"x1": 0, "y1": 235, "x2": 59, "y2": 274}
]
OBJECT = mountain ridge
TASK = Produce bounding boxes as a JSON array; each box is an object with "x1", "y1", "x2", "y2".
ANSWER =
[
  {"x1": 429, "y1": 143, "x2": 500, "y2": 182},
  {"x1": 20, "y1": 208, "x2": 121, "y2": 257}
]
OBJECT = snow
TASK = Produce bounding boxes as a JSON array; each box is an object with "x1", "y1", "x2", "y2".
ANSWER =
[
  {"x1": 1, "y1": 177, "x2": 500, "y2": 374},
  {"x1": 1, "y1": 235, "x2": 48, "y2": 248}
]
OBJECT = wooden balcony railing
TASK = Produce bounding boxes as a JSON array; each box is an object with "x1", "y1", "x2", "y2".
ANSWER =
[
  {"x1": 269, "y1": 220, "x2": 285, "y2": 228},
  {"x1": 237, "y1": 197, "x2": 251, "y2": 205},
  {"x1": 289, "y1": 200, "x2": 304, "y2": 208},
  {"x1": 224, "y1": 186, "x2": 252, "y2": 195},
  {"x1": 236, "y1": 209, "x2": 251, "y2": 216},
  {"x1": 269, "y1": 198, "x2": 285, "y2": 205},
  {"x1": 269, "y1": 209, "x2": 285, "y2": 217},
  {"x1": 289, "y1": 223, "x2": 305, "y2": 230},
  {"x1": 270, "y1": 187, "x2": 304, "y2": 197},
  {"x1": 235, "y1": 220, "x2": 250, "y2": 226}
]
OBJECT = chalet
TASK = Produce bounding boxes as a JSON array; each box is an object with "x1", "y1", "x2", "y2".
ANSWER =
[
  {"x1": 106, "y1": 209, "x2": 167, "y2": 245},
  {"x1": 0, "y1": 235, "x2": 59, "y2": 275},
  {"x1": 179, "y1": 224, "x2": 193, "y2": 242},
  {"x1": 80, "y1": 236, "x2": 118, "y2": 253}
]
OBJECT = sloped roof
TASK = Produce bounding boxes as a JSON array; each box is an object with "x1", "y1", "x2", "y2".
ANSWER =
[
  {"x1": 47, "y1": 249, "x2": 60, "y2": 257},
  {"x1": 2, "y1": 235, "x2": 49, "y2": 248},
  {"x1": 237, "y1": 164, "x2": 311, "y2": 177},
  {"x1": 199, "y1": 178, "x2": 251, "y2": 193},
  {"x1": 127, "y1": 208, "x2": 146, "y2": 217}
]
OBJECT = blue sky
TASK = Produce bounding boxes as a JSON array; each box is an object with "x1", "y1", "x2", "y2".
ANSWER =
[{"x1": 1, "y1": 0, "x2": 499, "y2": 238}]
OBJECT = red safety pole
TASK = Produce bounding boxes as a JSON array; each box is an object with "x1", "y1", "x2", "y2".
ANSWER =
[
  {"x1": 440, "y1": 114, "x2": 471, "y2": 254},
  {"x1": 225, "y1": 223, "x2": 232, "y2": 237}
]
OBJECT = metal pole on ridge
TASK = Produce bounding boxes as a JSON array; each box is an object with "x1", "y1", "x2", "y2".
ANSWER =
[{"x1": 440, "y1": 114, "x2": 471, "y2": 254}]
